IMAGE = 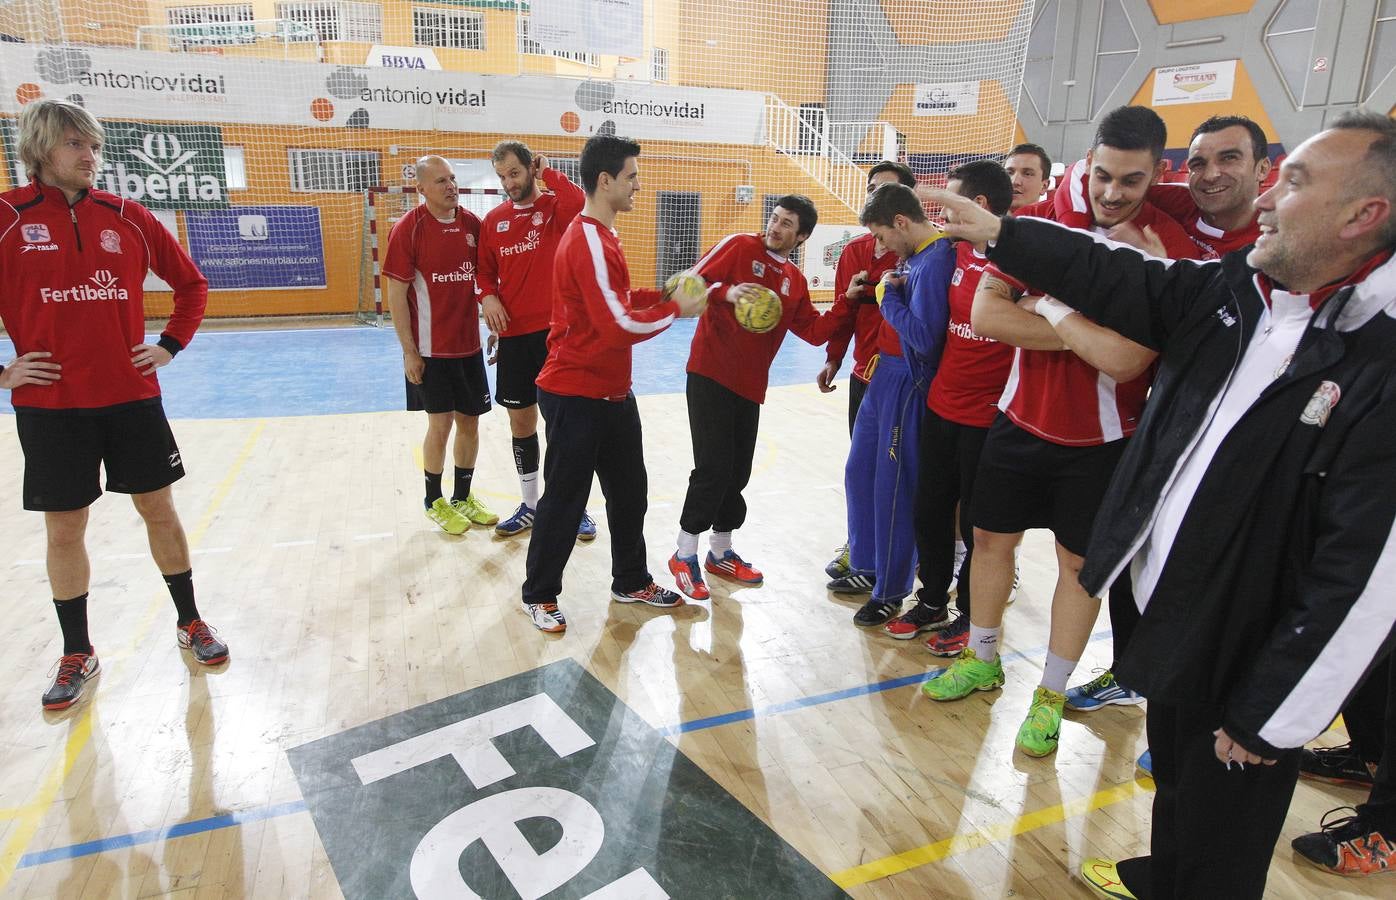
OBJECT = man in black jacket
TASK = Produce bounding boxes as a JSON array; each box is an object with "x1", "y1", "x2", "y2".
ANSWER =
[{"x1": 932, "y1": 112, "x2": 1396, "y2": 898}]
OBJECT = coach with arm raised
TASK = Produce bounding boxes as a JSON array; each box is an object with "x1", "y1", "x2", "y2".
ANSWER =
[{"x1": 935, "y1": 111, "x2": 1396, "y2": 899}]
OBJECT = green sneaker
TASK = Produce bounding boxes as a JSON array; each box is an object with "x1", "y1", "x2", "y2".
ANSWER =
[
  {"x1": 921, "y1": 649, "x2": 1005, "y2": 701},
  {"x1": 452, "y1": 494, "x2": 499, "y2": 527},
  {"x1": 425, "y1": 497, "x2": 469, "y2": 534},
  {"x1": 1016, "y1": 686, "x2": 1066, "y2": 757}
]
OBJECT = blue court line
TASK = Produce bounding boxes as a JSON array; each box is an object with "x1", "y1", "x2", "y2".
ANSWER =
[{"x1": 16, "y1": 630, "x2": 1112, "y2": 869}]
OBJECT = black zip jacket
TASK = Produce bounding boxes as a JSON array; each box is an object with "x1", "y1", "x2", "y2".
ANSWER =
[{"x1": 988, "y1": 215, "x2": 1396, "y2": 759}]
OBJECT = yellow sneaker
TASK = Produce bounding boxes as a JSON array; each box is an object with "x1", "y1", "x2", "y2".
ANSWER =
[
  {"x1": 425, "y1": 497, "x2": 469, "y2": 534},
  {"x1": 452, "y1": 494, "x2": 498, "y2": 527},
  {"x1": 1080, "y1": 859, "x2": 1137, "y2": 899}
]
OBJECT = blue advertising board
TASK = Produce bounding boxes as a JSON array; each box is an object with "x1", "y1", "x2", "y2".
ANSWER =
[{"x1": 185, "y1": 206, "x2": 327, "y2": 290}]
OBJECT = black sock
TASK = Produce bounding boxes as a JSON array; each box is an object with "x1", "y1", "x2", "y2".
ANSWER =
[
  {"x1": 452, "y1": 466, "x2": 475, "y2": 503},
  {"x1": 424, "y1": 470, "x2": 443, "y2": 507},
  {"x1": 54, "y1": 593, "x2": 92, "y2": 656},
  {"x1": 511, "y1": 434, "x2": 540, "y2": 476},
  {"x1": 163, "y1": 569, "x2": 200, "y2": 627}
]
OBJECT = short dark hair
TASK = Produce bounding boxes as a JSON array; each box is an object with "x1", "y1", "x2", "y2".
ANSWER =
[
  {"x1": 1006, "y1": 143, "x2": 1051, "y2": 177},
  {"x1": 580, "y1": 134, "x2": 641, "y2": 195},
  {"x1": 1191, "y1": 116, "x2": 1268, "y2": 162},
  {"x1": 860, "y1": 183, "x2": 926, "y2": 227},
  {"x1": 773, "y1": 194, "x2": 818, "y2": 236},
  {"x1": 1093, "y1": 105, "x2": 1167, "y2": 161},
  {"x1": 947, "y1": 160, "x2": 1013, "y2": 216},
  {"x1": 868, "y1": 160, "x2": 917, "y2": 188},
  {"x1": 1328, "y1": 111, "x2": 1396, "y2": 244},
  {"x1": 491, "y1": 139, "x2": 533, "y2": 169}
]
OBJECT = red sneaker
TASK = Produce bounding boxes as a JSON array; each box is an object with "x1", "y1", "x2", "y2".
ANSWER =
[
  {"x1": 668, "y1": 553, "x2": 710, "y2": 600},
  {"x1": 884, "y1": 602, "x2": 950, "y2": 640},
  {"x1": 925, "y1": 613, "x2": 969, "y2": 657},
  {"x1": 705, "y1": 550, "x2": 763, "y2": 584}
]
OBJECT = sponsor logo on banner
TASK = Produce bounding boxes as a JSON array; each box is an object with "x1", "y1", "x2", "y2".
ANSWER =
[
  {"x1": 22, "y1": 223, "x2": 50, "y2": 242},
  {"x1": 914, "y1": 81, "x2": 980, "y2": 116},
  {"x1": 100, "y1": 229, "x2": 122, "y2": 253},
  {"x1": 95, "y1": 122, "x2": 228, "y2": 209},
  {"x1": 1152, "y1": 60, "x2": 1237, "y2": 106},
  {"x1": 802, "y1": 225, "x2": 868, "y2": 291},
  {"x1": 366, "y1": 45, "x2": 441, "y2": 71},
  {"x1": 237, "y1": 214, "x2": 269, "y2": 240}
]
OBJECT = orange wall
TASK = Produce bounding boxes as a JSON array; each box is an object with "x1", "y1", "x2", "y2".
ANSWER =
[
  {"x1": 673, "y1": 0, "x2": 829, "y2": 104},
  {"x1": 1147, "y1": 0, "x2": 1257, "y2": 25}
]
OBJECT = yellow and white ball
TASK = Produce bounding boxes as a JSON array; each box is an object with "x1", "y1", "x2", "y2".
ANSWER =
[
  {"x1": 665, "y1": 270, "x2": 709, "y2": 313},
  {"x1": 734, "y1": 286, "x2": 783, "y2": 334}
]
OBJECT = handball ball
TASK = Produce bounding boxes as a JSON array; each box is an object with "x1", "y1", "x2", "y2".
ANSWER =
[
  {"x1": 665, "y1": 270, "x2": 708, "y2": 309},
  {"x1": 734, "y1": 286, "x2": 783, "y2": 333}
]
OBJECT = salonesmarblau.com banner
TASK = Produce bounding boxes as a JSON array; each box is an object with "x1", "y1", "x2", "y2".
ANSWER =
[{"x1": 0, "y1": 45, "x2": 767, "y2": 145}]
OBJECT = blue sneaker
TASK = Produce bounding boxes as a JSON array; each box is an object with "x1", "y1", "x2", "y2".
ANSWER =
[
  {"x1": 1065, "y1": 669, "x2": 1144, "y2": 711},
  {"x1": 577, "y1": 511, "x2": 597, "y2": 542},
  {"x1": 495, "y1": 503, "x2": 535, "y2": 537},
  {"x1": 1136, "y1": 749, "x2": 1152, "y2": 777}
]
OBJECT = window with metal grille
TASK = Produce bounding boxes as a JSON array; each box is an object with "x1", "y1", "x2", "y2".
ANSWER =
[
  {"x1": 165, "y1": 4, "x2": 255, "y2": 48},
  {"x1": 288, "y1": 149, "x2": 381, "y2": 193},
  {"x1": 275, "y1": 1, "x2": 382, "y2": 42},
  {"x1": 651, "y1": 47, "x2": 669, "y2": 82},
  {"x1": 412, "y1": 7, "x2": 483, "y2": 50}
]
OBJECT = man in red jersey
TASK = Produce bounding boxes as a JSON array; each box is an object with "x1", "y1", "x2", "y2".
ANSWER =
[
  {"x1": 818, "y1": 161, "x2": 911, "y2": 582},
  {"x1": 477, "y1": 141, "x2": 592, "y2": 539},
  {"x1": 1005, "y1": 143, "x2": 1052, "y2": 211},
  {"x1": 923, "y1": 107, "x2": 1201, "y2": 760},
  {"x1": 1056, "y1": 116, "x2": 1269, "y2": 259},
  {"x1": 883, "y1": 162, "x2": 1015, "y2": 649},
  {"x1": 667, "y1": 194, "x2": 846, "y2": 600},
  {"x1": 519, "y1": 135, "x2": 705, "y2": 634},
  {"x1": 384, "y1": 155, "x2": 495, "y2": 535},
  {"x1": 0, "y1": 99, "x2": 225, "y2": 711}
]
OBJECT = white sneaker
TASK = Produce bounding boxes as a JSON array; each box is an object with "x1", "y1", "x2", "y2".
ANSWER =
[{"x1": 523, "y1": 601, "x2": 567, "y2": 633}]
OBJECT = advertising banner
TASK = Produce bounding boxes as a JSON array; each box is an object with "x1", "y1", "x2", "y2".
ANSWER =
[
  {"x1": 185, "y1": 206, "x2": 327, "y2": 291},
  {"x1": 913, "y1": 81, "x2": 980, "y2": 116},
  {"x1": 1152, "y1": 60, "x2": 1237, "y2": 106},
  {"x1": 0, "y1": 45, "x2": 767, "y2": 145},
  {"x1": 802, "y1": 224, "x2": 868, "y2": 292},
  {"x1": 96, "y1": 121, "x2": 228, "y2": 210}
]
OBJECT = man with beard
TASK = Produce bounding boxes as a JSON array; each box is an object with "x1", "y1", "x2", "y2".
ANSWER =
[{"x1": 477, "y1": 141, "x2": 592, "y2": 540}]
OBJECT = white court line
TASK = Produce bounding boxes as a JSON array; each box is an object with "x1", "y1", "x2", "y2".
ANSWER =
[
  {"x1": 272, "y1": 539, "x2": 316, "y2": 548},
  {"x1": 353, "y1": 532, "x2": 393, "y2": 541},
  {"x1": 13, "y1": 559, "x2": 43, "y2": 567}
]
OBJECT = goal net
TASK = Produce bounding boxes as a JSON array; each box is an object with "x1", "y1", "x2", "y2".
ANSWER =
[{"x1": 0, "y1": 1, "x2": 1035, "y2": 319}]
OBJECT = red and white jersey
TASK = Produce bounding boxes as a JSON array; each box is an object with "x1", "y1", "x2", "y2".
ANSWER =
[
  {"x1": 687, "y1": 233, "x2": 838, "y2": 404},
  {"x1": 927, "y1": 242, "x2": 1012, "y2": 428},
  {"x1": 0, "y1": 181, "x2": 207, "y2": 411},
  {"x1": 824, "y1": 232, "x2": 897, "y2": 383},
  {"x1": 536, "y1": 215, "x2": 678, "y2": 400},
  {"x1": 476, "y1": 167, "x2": 585, "y2": 337},
  {"x1": 1147, "y1": 181, "x2": 1261, "y2": 258},
  {"x1": 989, "y1": 197, "x2": 1201, "y2": 446},
  {"x1": 382, "y1": 204, "x2": 482, "y2": 358}
]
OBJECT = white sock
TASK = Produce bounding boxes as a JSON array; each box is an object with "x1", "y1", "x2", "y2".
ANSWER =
[
  {"x1": 955, "y1": 540, "x2": 967, "y2": 556},
  {"x1": 677, "y1": 529, "x2": 700, "y2": 558},
  {"x1": 969, "y1": 624, "x2": 1001, "y2": 662},
  {"x1": 709, "y1": 531, "x2": 733, "y2": 556},
  {"x1": 1041, "y1": 651, "x2": 1077, "y2": 694},
  {"x1": 520, "y1": 471, "x2": 540, "y2": 507}
]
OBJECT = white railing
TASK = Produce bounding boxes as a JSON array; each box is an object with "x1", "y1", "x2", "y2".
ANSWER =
[
  {"x1": 827, "y1": 121, "x2": 903, "y2": 162},
  {"x1": 765, "y1": 96, "x2": 873, "y2": 215}
]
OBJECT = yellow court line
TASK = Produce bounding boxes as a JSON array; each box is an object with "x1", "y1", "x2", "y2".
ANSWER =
[
  {"x1": 831, "y1": 776, "x2": 1154, "y2": 889},
  {"x1": 0, "y1": 421, "x2": 265, "y2": 890}
]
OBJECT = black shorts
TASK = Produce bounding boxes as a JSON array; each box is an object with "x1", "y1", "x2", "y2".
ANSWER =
[
  {"x1": 406, "y1": 353, "x2": 492, "y2": 415},
  {"x1": 15, "y1": 400, "x2": 185, "y2": 512},
  {"x1": 969, "y1": 414, "x2": 1127, "y2": 556},
  {"x1": 494, "y1": 329, "x2": 550, "y2": 409}
]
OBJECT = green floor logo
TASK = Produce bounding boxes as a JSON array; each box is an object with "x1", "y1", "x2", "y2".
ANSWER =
[{"x1": 96, "y1": 122, "x2": 228, "y2": 209}]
